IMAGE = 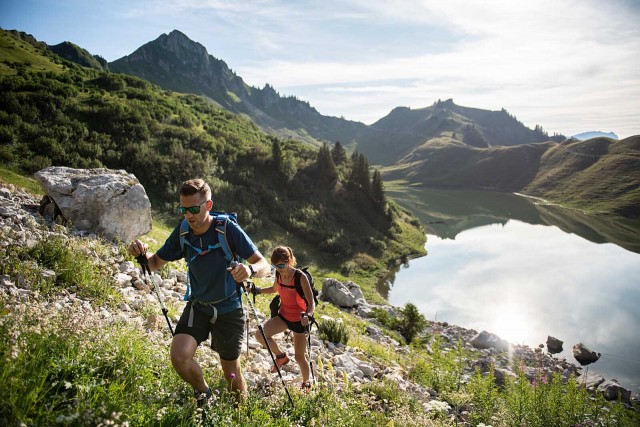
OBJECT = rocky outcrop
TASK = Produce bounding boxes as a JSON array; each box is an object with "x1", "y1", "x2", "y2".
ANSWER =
[
  {"x1": 599, "y1": 379, "x2": 632, "y2": 404},
  {"x1": 34, "y1": 167, "x2": 152, "y2": 242}
]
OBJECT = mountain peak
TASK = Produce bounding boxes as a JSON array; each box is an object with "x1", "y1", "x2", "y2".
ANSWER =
[
  {"x1": 167, "y1": 29, "x2": 189, "y2": 40},
  {"x1": 108, "y1": 31, "x2": 369, "y2": 146},
  {"x1": 156, "y1": 30, "x2": 209, "y2": 60},
  {"x1": 434, "y1": 98, "x2": 456, "y2": 108}
]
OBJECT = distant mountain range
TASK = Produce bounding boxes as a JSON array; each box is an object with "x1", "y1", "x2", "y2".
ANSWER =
[
  {"x1": 107, "y1": 30, "x2": 564, "y2": 156},
  {"x1": 356, "y1": 99, "x2": 564, "y2": 165},
  {"x1": 572, "y1": 131, "x2": 618, "y2": 140},
  {"x1": 4, "y1": 28, "x2": 637, "y2": 217}
]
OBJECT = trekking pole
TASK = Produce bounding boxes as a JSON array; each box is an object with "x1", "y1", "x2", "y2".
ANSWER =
[
  {"x1": 301, "y1": 312, "x2": 315, "y2": 383},
  {"x1": 245, "y1": 297, "x2": 250, "y2": 358},
  {"x1": 136, "y1": 252, "x2": 174, "y2": 336},
  {"x1": 230, "y1": 261, "x2": 294, "y2": 408}
]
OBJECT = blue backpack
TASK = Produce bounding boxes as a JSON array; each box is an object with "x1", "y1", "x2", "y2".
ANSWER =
[{"x1": 179, "y1": 211, "x2": 238, "y2": 300}]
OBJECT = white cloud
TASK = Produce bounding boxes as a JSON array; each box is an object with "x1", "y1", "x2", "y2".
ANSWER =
[{"x1": 230, "y1": 0, "x2": 640, "y2": 136}]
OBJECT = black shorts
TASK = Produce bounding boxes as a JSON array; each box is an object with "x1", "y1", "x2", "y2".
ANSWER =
[
  {"x1": 175, "y1": 303, "x2": 245, "y2": 360},
  {"x1": 277, "y1": 313, "x2": 306, "y2": 334}
]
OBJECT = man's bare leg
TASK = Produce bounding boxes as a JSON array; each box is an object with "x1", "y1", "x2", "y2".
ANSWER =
[
  {"x1": 170, "y1": 334, "x2": 209, "y2": 392},
  {"x1": 221, "y1": 358, "x2": 247, "y2": 402}
]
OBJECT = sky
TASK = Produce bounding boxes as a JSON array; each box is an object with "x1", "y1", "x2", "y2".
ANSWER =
[{"x1": 2, "y1": 0, "x2": 639, "y2": 138}]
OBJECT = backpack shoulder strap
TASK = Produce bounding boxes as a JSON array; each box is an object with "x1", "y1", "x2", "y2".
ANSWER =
[
  {"x1": 179, "y1": 218, "x2": 192, "y2": 301},
  {"x1": 297, "y1": 267, "x2": 319, "y2": 305},
  {"x1": 293, "y1": 269, "x2": 308, "y2": 301},
  {"x1": 179, "y1": 218, "x2": 190, "y2": 256},
  {"x1": 276, "y1": 270, "x2": 296, "y2": 289},
  {"x1": 293, "y1": 269, "x2": 303, "y2": 291},
  {"x1": 213, "y1": 213, "x2": 236, "y2": 262}
]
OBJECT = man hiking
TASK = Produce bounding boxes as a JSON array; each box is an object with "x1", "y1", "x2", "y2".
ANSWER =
[{"x1": 128, "y1": 178, "x2": 270, "y2": 405}]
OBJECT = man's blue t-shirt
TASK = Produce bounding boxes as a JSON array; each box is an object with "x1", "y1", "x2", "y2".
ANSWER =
[{"x1": 156, "y1": 217, "x2": 258, "y2": 316}]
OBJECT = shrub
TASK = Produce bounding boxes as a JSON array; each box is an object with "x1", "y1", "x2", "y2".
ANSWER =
[
  {"x1": 26, "y1": 234, "x2": 120, "y2": 304},
  {"x1": 396, "y1": 303, "x2": 427, "y2": 344},
  {"x1": 318, "y1": 318, "x2": 349, "y2": 345},
  {"x1": 370, "y1": 306, "x2": 397, "y2": 329}
]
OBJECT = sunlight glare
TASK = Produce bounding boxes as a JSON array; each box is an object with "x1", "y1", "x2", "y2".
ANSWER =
[{"x1": 490, "y1": 305, "x2": 532, "y2": 346}]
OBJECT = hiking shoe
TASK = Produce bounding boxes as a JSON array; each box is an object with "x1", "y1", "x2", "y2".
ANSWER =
[
  {"x1": 270, "y1": 353, "x2": 290, "y2": 373},
  {"x1": 195, "y1": 388, "x2": 212, "y2": 408},
  {"x1": 301, "y1": 381, "x2": 312, "y2": 391}
]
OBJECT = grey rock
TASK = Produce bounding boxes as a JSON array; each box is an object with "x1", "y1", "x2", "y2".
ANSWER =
[
  {"x1": 572, "y1": 343, "x2": 600, "y2": 366},
  {"x1": 578, "y1": 371, "x2": 605, "y2": 389},
  {"x1": 321, "y1": 278, "x2": 357, "y2": 307},
  {"x1": 598, "y1": 379, "x2": 631, "y2": 403},
  {"x1": 470, "y1": 330, "x2": 510, "y2": 352},
  {"x1": 34, "y1": 166, "x2": 152, "y2": 242},
  {"x1": 546, "y1": 335, "x2": 563, "y2": 354}
]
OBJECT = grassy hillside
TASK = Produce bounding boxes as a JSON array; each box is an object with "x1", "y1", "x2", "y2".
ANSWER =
[
  {"x1": 0, "y1": 29, "x2": 64, "y2": 75},
  {"x1": 524, "y1": 136, "x2": 640, "y2": 216},
  {"x1": 382, "y1": 141, "x2": 553, "y2": 192},
  {"x1": 48, "y1": 41, "x2": 108, "y2": 71},
  {"x1": 381, "y1": 135, "x2": 640, "y2": 217}
]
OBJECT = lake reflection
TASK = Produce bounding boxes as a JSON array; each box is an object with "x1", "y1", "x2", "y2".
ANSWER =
[{"x1": 384, "y1": 189, "x2": 640, "y2": 394}]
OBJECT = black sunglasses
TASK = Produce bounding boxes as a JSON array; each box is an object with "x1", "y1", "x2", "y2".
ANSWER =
[
  {"x1": 273, "y1": 262, "x2": 287, "y2": 269},
  {"x1": 178, "y1": 200, "x2": 209, "y2": 215}
]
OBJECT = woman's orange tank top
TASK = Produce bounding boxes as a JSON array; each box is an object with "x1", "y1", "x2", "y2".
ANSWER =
[{"x1": 277, "y1": 271, "x2": 307, "y2": 323}]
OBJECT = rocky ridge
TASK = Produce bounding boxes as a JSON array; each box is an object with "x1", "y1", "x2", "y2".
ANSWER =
[{"x1": 0, "y1": 183, "x2": 636, "y2": 418}]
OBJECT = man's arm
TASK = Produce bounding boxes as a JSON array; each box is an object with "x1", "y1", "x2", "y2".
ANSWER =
[{"x1": 229, "y1": 251, "x2": 270, "y2": 283}]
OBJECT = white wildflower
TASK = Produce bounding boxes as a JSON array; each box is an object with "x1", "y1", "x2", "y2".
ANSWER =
[
  {"x1": 155, "y1": 407, "x2": 167, "y2": 421},
  {"x1": 423, "y1": 400, "x2": 450, "y2": 413}
]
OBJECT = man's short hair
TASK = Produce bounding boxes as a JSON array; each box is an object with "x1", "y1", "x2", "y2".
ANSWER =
[{"x1": 180, "y1": 178, "x2": 211, "y2": 200}]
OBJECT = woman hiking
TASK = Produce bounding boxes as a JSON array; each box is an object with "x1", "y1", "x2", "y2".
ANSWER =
[{"x1": 251, "y1": 246, "x2": 315, "y2": 389}]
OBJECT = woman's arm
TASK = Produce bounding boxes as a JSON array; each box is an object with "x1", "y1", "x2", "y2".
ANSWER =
[{"x1": 253, "y1": 278, "x2": 278, "y2": 295}]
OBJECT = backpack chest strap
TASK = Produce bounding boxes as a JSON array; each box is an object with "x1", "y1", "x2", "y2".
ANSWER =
[{"x1": 182, "y1": 239, "x2": 221, "y2": 262}]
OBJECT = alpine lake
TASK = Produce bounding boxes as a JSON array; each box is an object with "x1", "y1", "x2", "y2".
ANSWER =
[{"x1": 381, "y1": 186, "x2": 640, "y2": 394}]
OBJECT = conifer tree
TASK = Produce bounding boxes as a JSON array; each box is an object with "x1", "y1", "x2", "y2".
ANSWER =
[
  {"x1": 271, "y1": 137, "x2": 296, "y2": 181},
  {"x1": 396, "y1": 303, "x2": 427, "y2": 344},
  {"x1": 348, "y1": 151, "x2": 371, "y2": 194},
  {"x1": 357, "y1": 153, "x2": 370, "y2": 194},
  {"x1": 317, "y1": 142, "x2": 337, "y2": 183},
  {"x1": 271, "y1": 138, "x2": 283, "y2": 172},
  {"x1": 371, "y1": 169, "x2": 386, "y2": 207},
  {"x1": 331, "y1": 140, "x2": 347, "y2": 165}
]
